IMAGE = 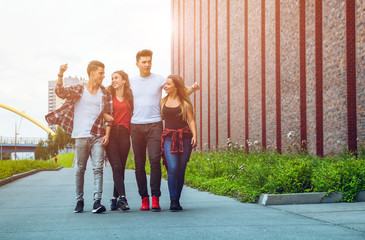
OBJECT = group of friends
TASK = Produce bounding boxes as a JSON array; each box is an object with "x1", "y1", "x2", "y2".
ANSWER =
[{"x1": 45, "y1": 49, "x2": 199, "y2": 213}]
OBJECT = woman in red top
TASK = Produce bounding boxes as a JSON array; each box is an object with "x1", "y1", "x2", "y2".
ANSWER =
[{"x1": 105, "y1": 70, "x2": 133, "y2": 211}]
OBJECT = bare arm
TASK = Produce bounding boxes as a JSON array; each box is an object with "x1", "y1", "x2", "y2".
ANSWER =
[
  {"x1": 185, "y1": 82, "x2": 200, "y2": 96},
  {"x1": 102, "y1": 126, "x2": 111, "y2": 146},
  {"x1": 57, "y1": 64, "x2": 68, "y2": 85},
  {"x1": 187, "y1": 108, "x2": 197, "y2": 148},
  {"x1": 103, "y1": 113, "x2": 115, "y2": 122}
]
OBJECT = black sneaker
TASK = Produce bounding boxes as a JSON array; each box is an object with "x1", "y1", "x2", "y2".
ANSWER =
[
  {"x1": 74, "y1": 200, "x2": 84, "y2": 213},
  {"x1": 117, "y1": 197, "x2": 130, "y2": 211},
  {"x1": 110, "y1": 198, "x2": 118, "y2": 211},
  {"x1": 92, "y1": 200, "x2": 106, "y2": 213}
]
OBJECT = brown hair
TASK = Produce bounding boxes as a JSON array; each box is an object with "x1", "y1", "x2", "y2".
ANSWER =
[
  {"x1": 160, "y1": 75, "x2": 193, "y2": 121},
  {"x1": 87, "y1": 60, "x2": 105, "y2": 76},
  {"x1": 136, "y1": 49, "x2": 153, "y2": 62},
  {"x1": 107, "y1": 70, "x2": 134, "y2": 115}
]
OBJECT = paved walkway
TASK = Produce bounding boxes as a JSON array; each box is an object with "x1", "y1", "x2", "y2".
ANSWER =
[{"x1": 0, "y1": 166, "x2": 365, "y2": 240}]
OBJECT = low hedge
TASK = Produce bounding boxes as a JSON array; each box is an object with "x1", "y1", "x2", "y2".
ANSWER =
[
  {"x1": 0, "y1": 160, "x2": 59, "y2": 180},
  {"x1": 184, "y1": 149, "x2": 365, "y2": 203}
]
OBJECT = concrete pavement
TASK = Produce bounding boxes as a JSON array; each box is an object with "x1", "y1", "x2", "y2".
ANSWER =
[{"x1": 0, "y1": 165, "x2": 364, "y2": 240}]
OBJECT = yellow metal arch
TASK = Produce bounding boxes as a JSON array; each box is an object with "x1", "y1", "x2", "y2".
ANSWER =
[{"x1": 0, "y1": 103, "x2": 56, "y2": 137}]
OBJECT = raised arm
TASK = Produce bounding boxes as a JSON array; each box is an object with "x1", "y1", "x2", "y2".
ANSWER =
[
  {"x1": 55, "y1": 64, "x2": 77, "y2": 99},
  {"x1": 57, "y1": 64, "x2": 68, "y2": 85},
  {"x1": 185, "y1": 82, "x2": 200, "y2": 96}
]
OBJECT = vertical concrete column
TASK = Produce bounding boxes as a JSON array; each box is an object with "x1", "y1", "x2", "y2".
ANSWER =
[
  {"x1": 299, "y1": 0, "x2": 307, "y2": 151},
  {"x1": 244, "y1": 0, "x2": 249, "y2": 151},
  {"x1": 199, "y1": 0, "x2": 203, "y2": 150},
  {"x1": 315, "y1": 0, "x2": 323, "y2": 157},
  {"x1": 207, "y1": 0, "x2": 211, "y2": 149},
  {"x1": 275, "y1": 0, "x2": 282, "y2": 154},
  {"x1": 261, "y1": 0, "x2": 267, "y2": 150},
  {"x1": 346, "y1": 0, "x2": 357, "y2": 154},
  {"x1": 226, "y1": 0, "x2": 231, "y2": 141},
  {"x1": 215, "y1": 0, "x2": 219, "y2": 148}
]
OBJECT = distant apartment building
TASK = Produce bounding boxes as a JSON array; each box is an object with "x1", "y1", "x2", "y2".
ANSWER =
[{"x1": 48, "y1": 76, "x2": 85, "y2": 130}]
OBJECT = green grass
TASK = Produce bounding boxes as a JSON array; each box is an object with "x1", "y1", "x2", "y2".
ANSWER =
[
  {"x1": 48, "y1": 153, "x2": 76, "y2": 168},
  {"x1": 5, "y1": 147, "x2": 360, "y2": 204},
  {"x1": 183, "y1": 148, "x2": 365, "y2": 203},
  {"x1": 125, "y1": 148, "x2": 365, "y2": 202},
  {"x1": 0, "y1": 160, "x2": 59, "y2": 180}
]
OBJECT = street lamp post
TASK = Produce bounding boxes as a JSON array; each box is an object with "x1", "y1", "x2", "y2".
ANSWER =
[
  {"x1": 14, "y1": 122, "x2": 17, "y2": 160},
  {"x1": 1, "y1": 136, "x2": 2, "y2": 160}
]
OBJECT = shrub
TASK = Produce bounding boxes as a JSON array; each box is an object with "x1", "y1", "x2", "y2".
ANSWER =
[
  {"x1": 0, "y1": 160, "x2": 58, "y2": 180},
  {"x1": 183, "y1": 147, "x2": 365, "y2": 203}
]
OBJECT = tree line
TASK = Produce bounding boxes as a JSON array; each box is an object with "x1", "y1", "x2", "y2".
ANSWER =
[{"x1": 34, "y1": 127, "x2": 75, "y2": 160}]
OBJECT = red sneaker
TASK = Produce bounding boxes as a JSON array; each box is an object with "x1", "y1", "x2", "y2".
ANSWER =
[
  {"x1": 140, "y1": 197, "x2": 150, "y2": 211},
  {"x1": 151, "y1": 196, "x2": 161, "y2": 211}
]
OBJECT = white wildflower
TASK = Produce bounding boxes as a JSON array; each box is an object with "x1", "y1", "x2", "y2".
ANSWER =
[
  {"x1": 239, "y1": 164, "x2": 246, "y2": 171},
  {"x1": 287, "y1": 131, "x2": 295, "y2": 139}
]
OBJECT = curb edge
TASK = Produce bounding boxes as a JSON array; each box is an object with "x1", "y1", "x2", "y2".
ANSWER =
[{"x1": 0, "y1": 166, "x2": 63, "y2": 187}]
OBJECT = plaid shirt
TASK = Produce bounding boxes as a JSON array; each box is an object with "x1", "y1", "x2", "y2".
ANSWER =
[
  {"x1": 45, "y1": 84, "x2": 113, "y2": 137},
  {"x1": 161, "y1": 125, "x2": 192, "y2": 170}
]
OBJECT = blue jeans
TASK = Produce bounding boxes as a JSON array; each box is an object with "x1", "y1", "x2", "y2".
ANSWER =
[
  {"x1": 75, "y1": 137, "x2": 104, "y2": 202},
  {"x1": 164, "y1": 138, "x2": 192, "y2": 199}
]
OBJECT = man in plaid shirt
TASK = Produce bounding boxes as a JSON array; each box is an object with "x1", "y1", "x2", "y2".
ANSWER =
[{"x1": 45, "y1": 60, "x2": 113, "y2": 214}]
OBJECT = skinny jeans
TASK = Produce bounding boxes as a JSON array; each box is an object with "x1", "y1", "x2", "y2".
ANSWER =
[
  {"x1": 105, "y1": 125, "x2": 130, "y2": 198},
  {"x1": 75, "y1": 137, "x2": 104, "y2": 202},
  {"x1": 163, "y1": 137, "x2": 192, "y2": 199},
  {"x1": 131, "y1": 121, "x2": 163, "y2": 198}
]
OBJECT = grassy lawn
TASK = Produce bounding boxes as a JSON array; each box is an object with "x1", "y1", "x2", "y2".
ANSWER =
[
  {"x1": 126, "y1": 146, "x2": 365, "y2": 203},
  {"x1": 184, "y1": 148, "x2": 365, "y2": 203},
  {"x1": 0, "y1": 153, "x2": 75, "y2": 180},
  {"x1": 3, "y1": 148, "x2": 364, "y2": 203},
  {"x1": 48, "y1": 153, "x2": 76, "y2": 168},
  {"x1": 0, "y1": 160, "x2": 59, "y2": 180}
]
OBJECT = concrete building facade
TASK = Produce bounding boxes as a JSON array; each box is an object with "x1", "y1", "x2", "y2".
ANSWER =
[{"x1": 171, "y1": 0, "x2": 364, "y2": 156}]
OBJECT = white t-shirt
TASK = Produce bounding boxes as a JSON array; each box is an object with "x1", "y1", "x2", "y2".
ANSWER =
[
  {"x1": 130, "y1": 73, "x2": 166, "y2": 124},
  {"x1": 72, "y1": 86, "x2": 102, "y2": 138}
]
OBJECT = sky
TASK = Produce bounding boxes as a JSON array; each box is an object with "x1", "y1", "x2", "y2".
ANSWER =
[{"x1": 0, "y1": 0, "x2": 171, "y2": 140}]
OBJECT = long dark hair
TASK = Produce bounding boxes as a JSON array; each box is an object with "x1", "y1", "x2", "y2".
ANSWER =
[{"x1": 108, "y1": 70, "x2": 134, "y2": 115}]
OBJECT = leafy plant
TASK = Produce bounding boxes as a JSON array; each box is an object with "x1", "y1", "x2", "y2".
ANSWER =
[
  {"x1": 0, "y1": 160, "x2": 58, "y2": 180},
  {"x1": 181, "y1": 145, "x2": 365, "y2": 203}
]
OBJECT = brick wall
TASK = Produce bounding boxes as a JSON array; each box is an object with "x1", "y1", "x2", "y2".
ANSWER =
[{"x1": 171, "y1": 0, "x2": 364, "y2": 156}]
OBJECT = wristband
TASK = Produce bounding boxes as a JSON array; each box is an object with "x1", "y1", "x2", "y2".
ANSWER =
[{"x1": 58, "y1": 74, "x2": 63, "y2": 78}]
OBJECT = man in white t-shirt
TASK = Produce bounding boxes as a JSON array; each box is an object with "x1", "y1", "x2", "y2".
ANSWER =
[
  {"x1": 46, "y1": 61, "x2": 113, "y2": 214},
  {"x1": 130, "y1": 49, "x2": 198, "y2": 211}
]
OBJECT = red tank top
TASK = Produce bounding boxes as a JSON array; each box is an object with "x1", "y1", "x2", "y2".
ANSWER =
[{"x1": 112, "y1": 98, "x2": 131, "y2": 131}]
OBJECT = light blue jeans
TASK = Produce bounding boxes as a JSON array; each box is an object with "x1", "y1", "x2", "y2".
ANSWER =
[
  {"x1": 163, "y1": 138, "x2": 192, "y2": 199},
  {"x1": 75, "y1": 137, "x2": 104, "y2": 202}
]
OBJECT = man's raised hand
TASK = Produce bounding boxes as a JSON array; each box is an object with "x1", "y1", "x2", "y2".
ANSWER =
[{"x1": 59, "y1": 64, "x2": 68, "y2": 75}]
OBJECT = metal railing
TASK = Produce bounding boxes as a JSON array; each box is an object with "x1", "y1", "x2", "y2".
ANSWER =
[{"x1": 0, "y1": 137, "x2": 46, "y2": 145}]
